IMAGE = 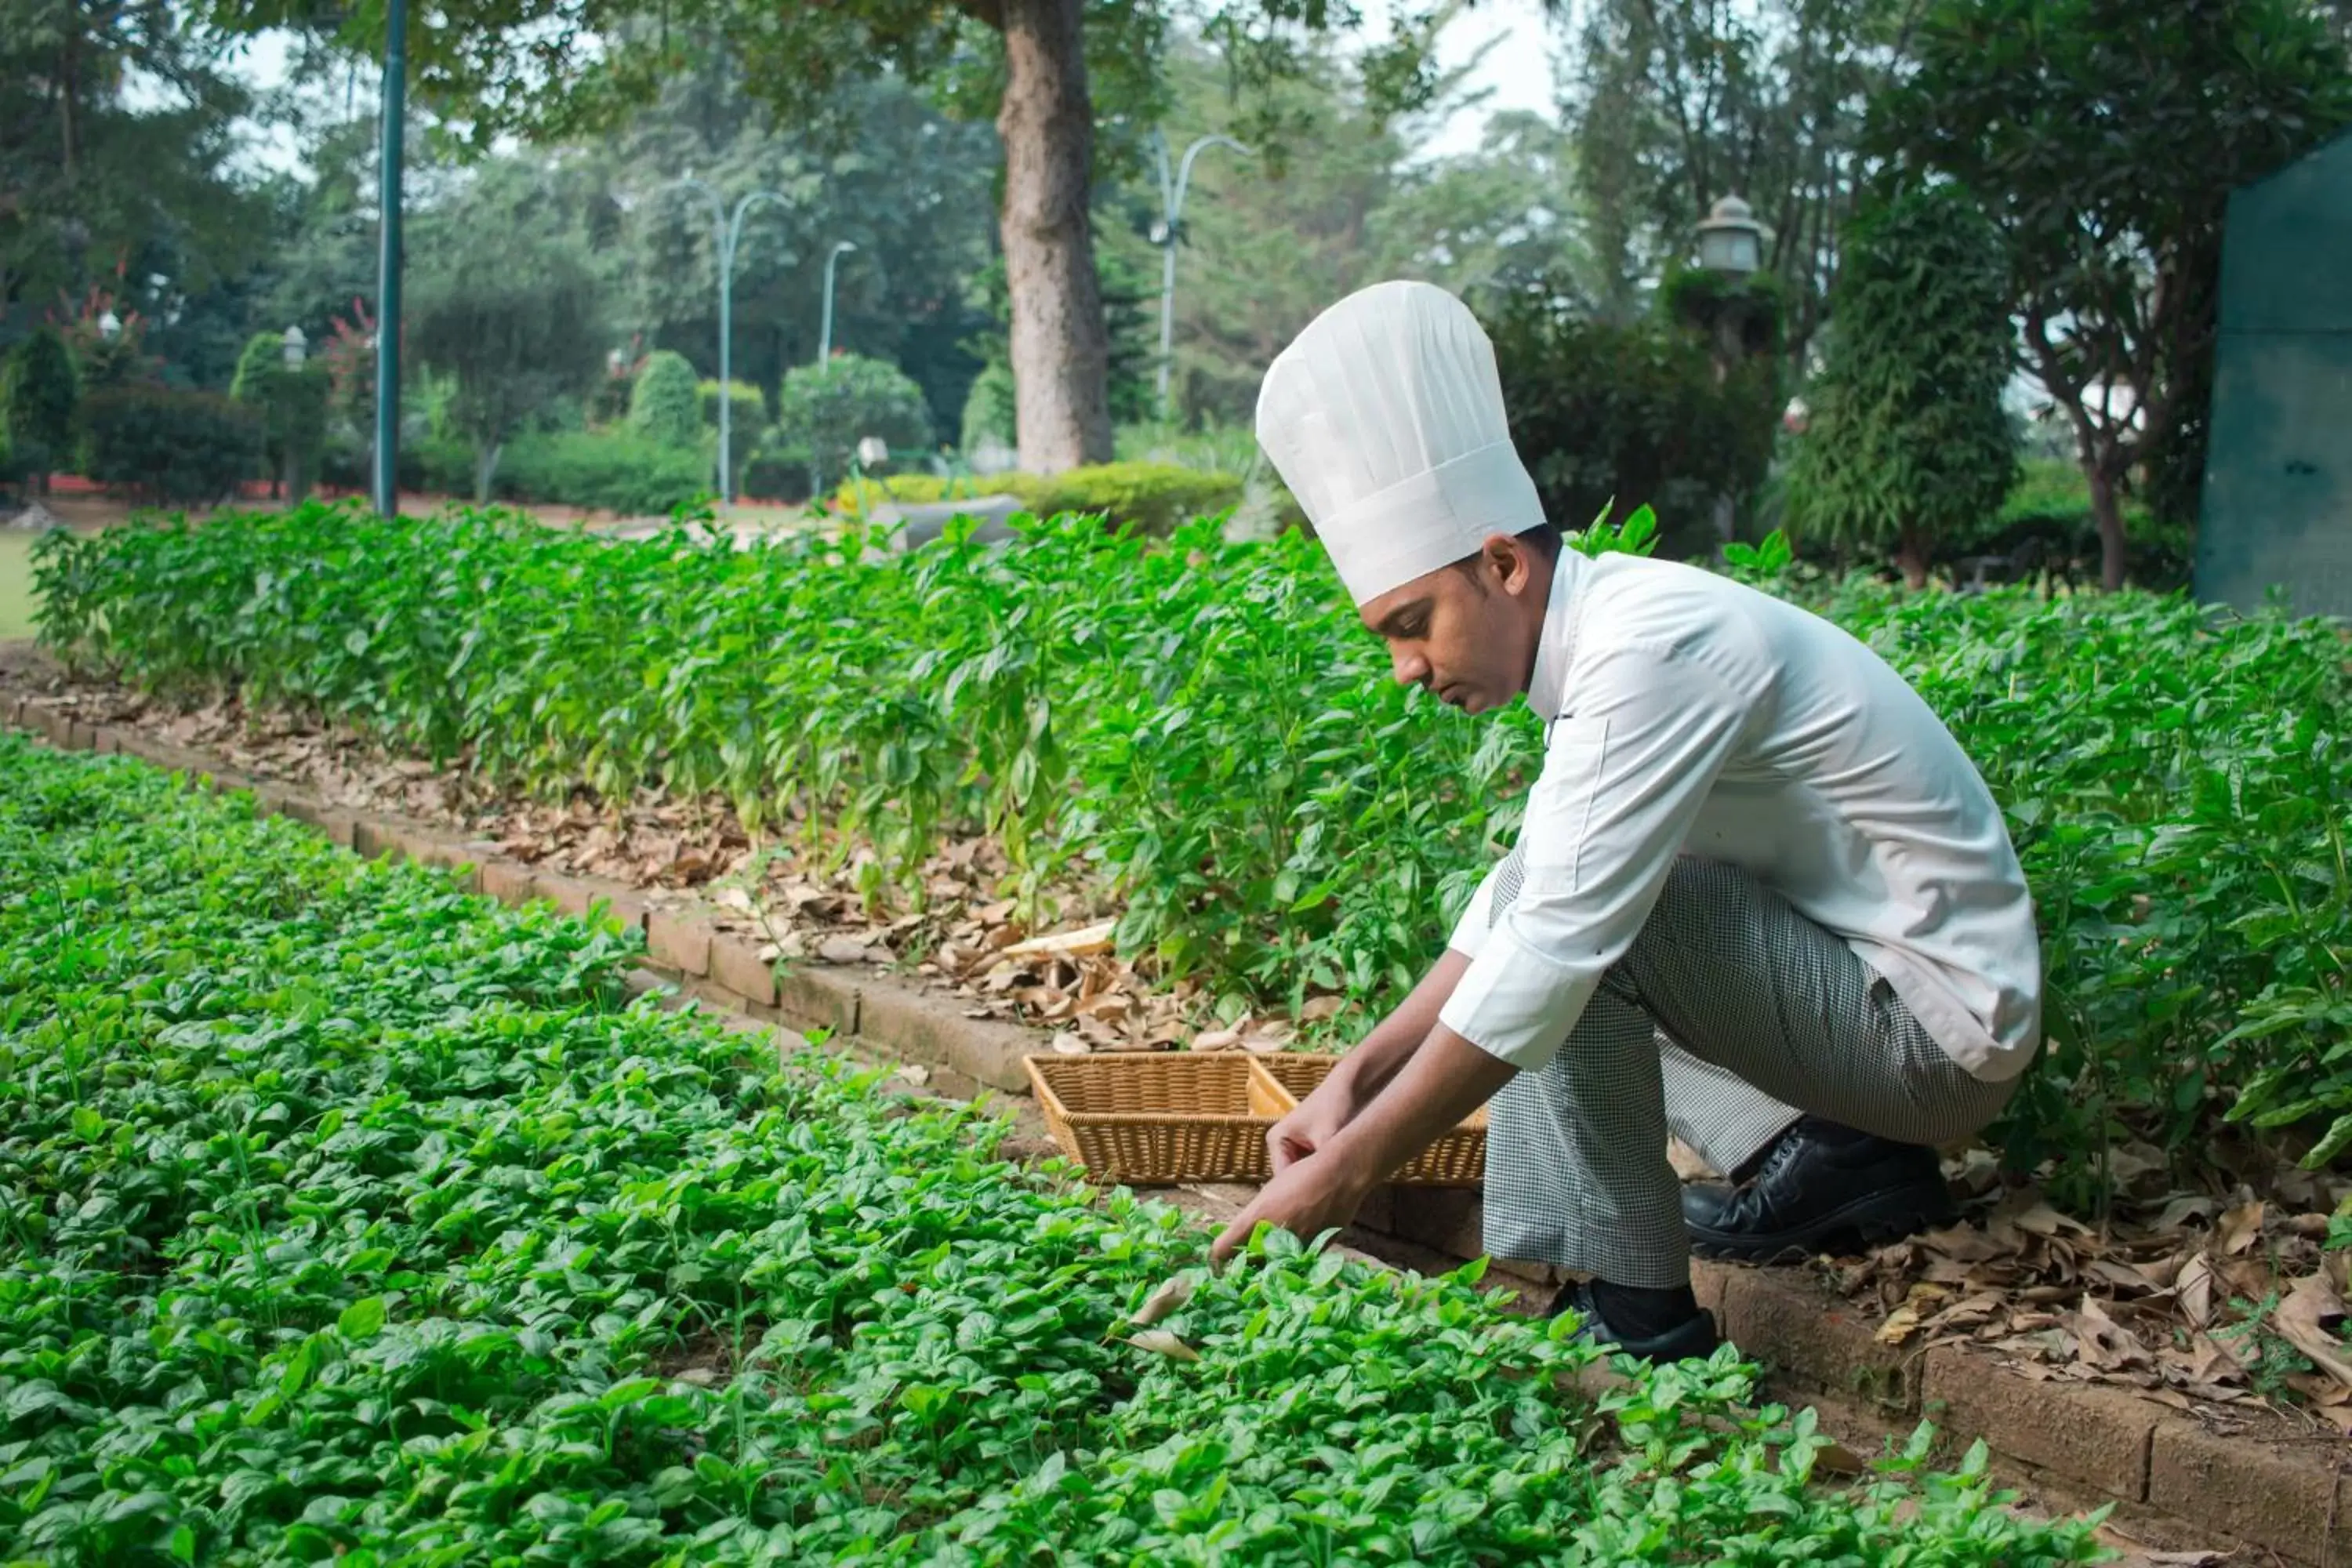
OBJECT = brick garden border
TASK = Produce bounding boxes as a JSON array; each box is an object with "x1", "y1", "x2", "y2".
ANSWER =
[{"x1": 11, "y1": 695, "x2": 2347, "y2": 1564}]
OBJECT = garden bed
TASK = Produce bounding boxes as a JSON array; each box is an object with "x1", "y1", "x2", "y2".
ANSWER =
[
  {"x1": 0, "y1": 732, "x2": 2119, "y2": 1564},
  {"x1": 13, "y1": 657, "x2": 2352, "y2": 1562}
]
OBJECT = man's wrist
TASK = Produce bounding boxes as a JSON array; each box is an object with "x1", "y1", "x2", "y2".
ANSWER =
[{"x1": 1319, "y1": 1126, "x2": 1391, "y2": 1195}]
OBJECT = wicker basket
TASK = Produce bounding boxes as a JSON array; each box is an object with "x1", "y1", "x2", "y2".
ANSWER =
[
  {"x1": 1250, "y1": 1053, "x2": 1489, "y2": 1187},
  {"x1": 1025, "y1": 1053, "x2": 1293, "y2": 1185}
]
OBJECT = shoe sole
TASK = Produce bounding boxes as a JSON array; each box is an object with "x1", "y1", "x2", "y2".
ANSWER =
[
  {"x1": 1686, "y1": 1183, "x2": 1956, "y2": 1265},
  {"x1": 1559, "y1": 1305, "x2": 1722, "y2": 1363}
]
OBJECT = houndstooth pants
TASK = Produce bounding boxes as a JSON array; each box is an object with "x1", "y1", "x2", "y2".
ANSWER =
[{"x1": 1479, "y1": 850, "x2": 2016, "y2": 1289}]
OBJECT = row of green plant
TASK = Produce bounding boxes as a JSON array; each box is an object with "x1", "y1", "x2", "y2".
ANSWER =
[
  {"x1": 833, "y1": 462, "x2": 1246, "y2": 538},
  {"x1": 31, "y1": 502, "x2": 2350, "y2": 1204},
  {"x1": 0, "y1": 736, "x2": 2096, "y2": 1564}
]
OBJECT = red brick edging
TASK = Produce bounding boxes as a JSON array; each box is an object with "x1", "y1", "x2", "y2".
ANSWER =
[{"x1": 12, "y1": 697, "x2": 2346, "y2": 1563}]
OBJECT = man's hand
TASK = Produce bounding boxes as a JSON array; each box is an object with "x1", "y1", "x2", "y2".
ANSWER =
[
  {"x1": 1266, "y1": 1078, "x2": 1359, "y2": 1174},
  {"x1": 1219, "y1": 1025, "x2": 1519, "y2": 1271},
  {"x1": 1210, "y1": 1149, "x2": 1374, "y2": 1268}
]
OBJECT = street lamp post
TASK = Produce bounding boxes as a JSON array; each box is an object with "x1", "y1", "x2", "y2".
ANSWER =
[
  {"x1": 1695, "y1": 193, "x2": 1769, "y2": 547},
  {"x1": 373, "y1": 0, "x2": 407, "y2": 517},
  {"x1": 668, "y1": 177, "x2": 787, "y2": 506},
  {"x1": 1149, "y1": 131, "x2": 1250, "y2": 417},
  {"x1": 818, "y1": 241, "x2": 857, "y2": 365}
]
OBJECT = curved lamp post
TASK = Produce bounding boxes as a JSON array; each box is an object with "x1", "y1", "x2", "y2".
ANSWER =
[
  {"x1": 1149, "y1": 131, "x2": 1250, "y2": 416},
  {"x1": 818, "y1": 241, "x2": 858, "y2": 365},
  {"x1": 667, "y1": 176, "x2": 788, "y2": 506}
]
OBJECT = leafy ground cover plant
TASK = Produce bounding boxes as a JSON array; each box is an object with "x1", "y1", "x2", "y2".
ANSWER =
[
  {"x1": 29, "y1": 499, "x2": 2351, "y2": 1207},
  {"x1": 0, "y1": 738, "x2": 2101, "y2": 1564}
]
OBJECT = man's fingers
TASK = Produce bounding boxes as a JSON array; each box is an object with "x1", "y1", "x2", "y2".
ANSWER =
[{"x1": 1210, "y1": 1210, "x2": 1252, "y2": 1269}]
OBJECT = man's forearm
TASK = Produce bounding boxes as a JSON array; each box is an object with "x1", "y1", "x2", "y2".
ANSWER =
[
  {"x1": 1323, "y1": 1022, "x2": 1515, "y2": 1189},
  {"x1": 1326, "y1": 948, "x2": 1472, "y2": 1107}
]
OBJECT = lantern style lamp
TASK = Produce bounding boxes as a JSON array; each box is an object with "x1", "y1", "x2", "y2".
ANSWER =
[
  {"x1": 1696, "y1": 194, "x2": 1765, "y2": 276},
  {"x1": 282, "y1": 325, "x2": 307, "y2": 368}
]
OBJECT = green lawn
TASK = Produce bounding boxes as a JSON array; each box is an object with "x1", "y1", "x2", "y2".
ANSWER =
[{"x1": 0, "y1": 530, "x2": 41, "y2": 639}]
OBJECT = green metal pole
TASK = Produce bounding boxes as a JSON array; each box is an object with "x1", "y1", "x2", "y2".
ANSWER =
[{"x1": 372, "y1": 0, "x2": 407, "y2": 517}]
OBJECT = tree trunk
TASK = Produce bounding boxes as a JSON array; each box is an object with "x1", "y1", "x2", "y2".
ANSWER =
[
  {"x1": 2086, "y1": 463, "x2": 2127, "y2": 591},
  {"x1": 996, "y1": 0, "x2": 1112, "y2": 475},
  {"x1": 473, "y1": 441, "x2": 502, "y2": 504},
  {"x1": 1896, "y1": 523, "x2": 1929, "y2": 590}
]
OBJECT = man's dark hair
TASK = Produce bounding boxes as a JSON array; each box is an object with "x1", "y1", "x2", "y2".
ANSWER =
[{"x1": 1453, "y1": 521, "x2": 1564, "y2": 579}]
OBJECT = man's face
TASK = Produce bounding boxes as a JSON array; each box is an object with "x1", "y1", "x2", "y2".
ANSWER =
[{"x1": 1357, "y1": 532, "x2": 1552, "y2": 716}]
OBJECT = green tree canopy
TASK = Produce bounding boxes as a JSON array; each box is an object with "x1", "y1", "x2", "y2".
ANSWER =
[
  {"x1": 0, "y1": 0, "x2": 273, "y2": 331},
  {"x1": 207, "y1": 0, "x2": 1483, "y2": 476},
  {"x1": 407, "y1": 165, "x2": 611, "y2": 499},
  {"x1": 1868, "y1": 0, "x2": 2352, "y2": 587},
  {"x1": 1, "y1": 326, "x2": 77, "y2": 488},
  {"x1": 775, "y1": 353, "x2": 934, "y2": 492},
  {"x1": 1782, "y1": 180, "x2": 2016, "y2": 586},
  {"x1": 630, "y1": 351, "x2": 703, "y2": 448},
  {"x1": 1563, "y1": 0, "x2": 1906, "y2": 366}
]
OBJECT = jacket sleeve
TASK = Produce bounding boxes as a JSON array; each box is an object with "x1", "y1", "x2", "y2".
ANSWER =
[
  {"x1": 1436, "y1": 644, "x2": 1750, "y2": 1072},
  {"x1": 1444, "y1": 855, "x2": 1509, "y2": 960}
]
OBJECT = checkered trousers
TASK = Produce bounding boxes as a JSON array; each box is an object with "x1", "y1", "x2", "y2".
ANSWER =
[{"x1": 1479, "y1": 850, "x2": 2016, "y2": 1289}]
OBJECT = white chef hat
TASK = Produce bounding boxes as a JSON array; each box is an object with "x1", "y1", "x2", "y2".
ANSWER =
[{"x1": 1254, "y1": 279, "x2": 1544, "y2": 606}]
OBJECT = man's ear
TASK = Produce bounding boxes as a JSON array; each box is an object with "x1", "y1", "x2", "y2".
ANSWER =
[{"x1": 1483, "y1": 532, "x2": 1530, "y2": 593}]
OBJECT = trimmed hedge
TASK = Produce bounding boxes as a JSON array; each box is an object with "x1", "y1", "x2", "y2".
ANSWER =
[
  {"x1": 628, "y1": 350, "x2": 702, "y2": 448},
  {"x1": 77, "y1": 384, "x2": 263, "y2": 506},
  {"x1": 416, "y1": 430, "x2": 713, "y2": 515},
  {"x1": 834, "y1": 461, "x2": 1244, "y2": 538},
  {"x1": 698, "y1": 379, "x2": 768, "y2": 430}
]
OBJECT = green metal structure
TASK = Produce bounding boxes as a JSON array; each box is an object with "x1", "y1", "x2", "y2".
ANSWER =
[{"x1": 2195, "y1": 131, "x2": 2352, "y2": 622}]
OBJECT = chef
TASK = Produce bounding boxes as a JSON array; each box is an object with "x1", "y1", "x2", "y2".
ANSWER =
[{"x1": 1210, "y1": 279, "x2": 2042, "y2": 1361}]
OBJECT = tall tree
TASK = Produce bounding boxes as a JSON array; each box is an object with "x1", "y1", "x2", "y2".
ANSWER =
[
  {"x1": 1562, "y1": 0, "x2": 1904, "y2": 368},
  {"x1": 1094, "y1": 31, "x2": 1565, "y2": 428},
  {"x1": 581, "y1": 54, "x2": 1002, "y2": 440},
  {"x1": 1782, "y1": 180, "x2": 2016, "y2": 587},
  {"x1": 1871, "y1": 0, "x2": 2352, "y2": 588},
  {"x1": 406, "y1": 162, "x2": 609, "y2": 498},
  {"x1": 210, "y1": 0, "x2": 1465, "y2": 475},
  {"x1": 0, "y1": 0, "x2": 270, "y2": 325}
]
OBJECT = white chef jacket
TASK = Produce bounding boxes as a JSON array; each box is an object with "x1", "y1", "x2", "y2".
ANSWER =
[{"x1": 1438, "y1": 550, "x2": 2042, "y2": 1083}]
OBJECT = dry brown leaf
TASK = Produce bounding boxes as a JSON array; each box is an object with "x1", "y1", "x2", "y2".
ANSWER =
[
  {"x1": 2274, "y1": 1272, "x2": 2352, "y2": 1391},
  {"x1": 2182, "y1": 1332, "x2": 2246, "y2": 1384},
  {"x1": 1126, "y1": 1330, "x2": 1200, "y2": 1363},
  {"x1": 1002, "y1": 920, "x2": 1117, "y2": 960},
  {"x1": 818, "y1": 936, "x2": 871, "y2": 965},
  {"x1": 1875, "y1": 1283, "x2": 1950, "y2": 1345},
  {"x1": 2072, "y1": 1298, "x2": 2151, "y2": 1371},
  {"x1": 2085, "y1": 1258, "x2": 2158, "y2": 1295},
  {"x1": 1298, "y1": 994, "x2": 1347, "y2": 1023},
  {"x1": 2176, "y1": 1252, "x2": 2216, "y2": 1328},
  {"x1": 1191, "y1": 1029, "x2": 1241, "y2": 1051},
  {"x1": 1667, "y1": 1138, "x2": 1719, "y2": 1182},
  {"x1": 1129, "y1": 1273, "x2": 1198, "y2": 1327},
  {"x1": 1919, "y1": 1226, "x2": 2013, "y2": 1264},
  {"x1": 2152, "y1": 1194, "x2": 2219, "y2": 1230},
  {"x1": 2012, "y1": 1201, "x2": 2092, "y2": 1239},
  {"x1": 2215, "y1": 1200, "x2": 2266, "y2": 1256},
  {"x1": 1050, "y1": 1033, "x2": 1089, "y2": 1056}
]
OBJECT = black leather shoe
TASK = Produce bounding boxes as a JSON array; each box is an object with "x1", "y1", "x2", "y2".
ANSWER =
[
  {"x1": 1682, "y1": 1118, "x2": 1957, "y2": 1262},
  {"x1": 1548, "y1": 1279, "x2": 1721, "y2": 1362}
]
